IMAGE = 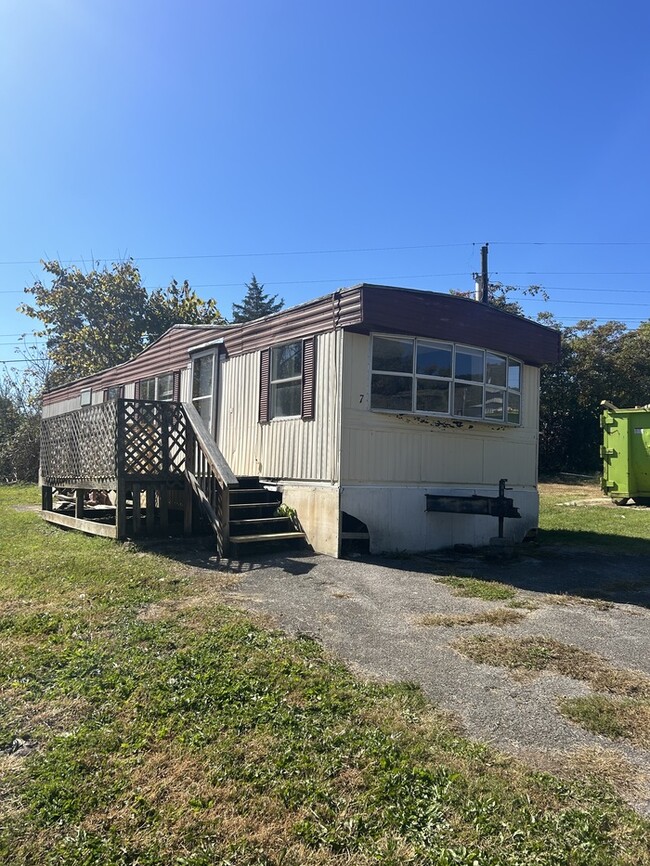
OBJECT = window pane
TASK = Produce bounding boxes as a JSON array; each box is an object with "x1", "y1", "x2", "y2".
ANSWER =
[
  {"x1": 507, "y1": 391, "x2": 521, "y2": 424},
  {"x1": 508, "y1": 359, "x2": 521, "y2": 391},
  {"x1": 107, "y1": 386, "x2": 121, "y2": 401},
  {"x1": 193, "y1": 356, "x2": 213, "y2": 399},
  {"x1": 193, "y1": 395, "x2": 212, "y2": 428},
  {"x1": 372, "y1": 337, "x2": 413, "y2": 373},
  {"x1": 416, "y1": 379, "x2": 449, "y2": 413},
  {"x1": 140, "y1": 378, "x2": 156, "y2": 400},
  {"x1": 371, "y1": 374, "x2": 413, "y2": 411},
  {"x1": 486, "y1": 353, "x2": 506, "y2": 387},
  {"x1": 272, "y1": 342, "x2": 302, "y2": 381},
  {"x1": 158, "y1": 373, "x2": 174, "y2": 401},
  {"x1": 485, "y1": 387, "x2": 505, "y2": 421},
  {"x1": 455, "y1": 347, "x2": 484, "y2": 382},
  {"x1": 453, "y1": 383, "x2": 483, "y2": 418},
  {"x1": 272, "y1": 380, "x2": 301, "y2": 417},
  {"x1": 417, "y1": 342, "x2": 452, "y2": 378}
]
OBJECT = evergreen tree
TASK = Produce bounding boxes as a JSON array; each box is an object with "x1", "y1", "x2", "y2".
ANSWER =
[{"x1": 231, "y1": 275, "x2": 284, "y2": 323}]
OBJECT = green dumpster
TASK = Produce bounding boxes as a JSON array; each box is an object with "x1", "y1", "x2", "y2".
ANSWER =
[{"x1": 601, "y1": 401, "x2": 650, "y2": 505}]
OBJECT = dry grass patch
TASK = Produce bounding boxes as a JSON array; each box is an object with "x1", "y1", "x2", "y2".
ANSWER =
[
  {"x1": 560, "y1": 695, "x2": 650, "y2": 747},
  {"x1": 455, "y1": 635, "x2": 650, "y2": 698},
  {"x1": 419, "y1": 609, "x2": 527, "y2": 628}
]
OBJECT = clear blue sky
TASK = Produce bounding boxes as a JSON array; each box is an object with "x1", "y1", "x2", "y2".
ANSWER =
[{"x1": 1, "y1": 0, "x2": 649, "y2": 367}]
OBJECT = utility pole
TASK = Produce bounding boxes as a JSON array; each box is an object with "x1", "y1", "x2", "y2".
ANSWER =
[
  {"x1": 481, "y1": 243, "x2": 489, "y2": 304},
  {"x1": 472, "y1": 243, "x2": 490, "y2": 303}
]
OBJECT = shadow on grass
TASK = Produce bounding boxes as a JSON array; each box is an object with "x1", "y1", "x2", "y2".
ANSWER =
[{"x1": 364, "y1": 530, "x2": 650, "y2": 609}]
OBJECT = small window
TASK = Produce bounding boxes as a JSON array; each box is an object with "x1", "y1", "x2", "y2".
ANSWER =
[
  {"x1": 80, "y1": 389, "x2": 92, "y2": 406},
  {"x1": 157, "y1": 373, "x2": 174, "y2": 402},
  {"x1": 139, "y1": 373, "x2": 175, "y2": 402},
  {"x1": 192, "y1": 353, "x2": 215, "y2": 432},
  {"x1": 270, "y1": 342, "x2": 302, "y2": 418},
  {"x1": 106, "y1": 385, "x2": 123, "y2": 401}
]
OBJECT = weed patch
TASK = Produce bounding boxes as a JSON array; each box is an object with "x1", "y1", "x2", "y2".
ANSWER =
[
  {"x1": 419, "y1": 609, "x2": 526, "y2": 628},
  {"x1": 455, "y1": 635, "x2": 650, "y2": 698},
  {"x1": 435, "y1": 576, "x2": 516, "y2": 601},
  {"x1": 560, "y1": 696, "x2": 650, "y2": 747}
]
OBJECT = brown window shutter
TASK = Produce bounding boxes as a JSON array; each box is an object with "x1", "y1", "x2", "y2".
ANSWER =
[
  {"x1": 134, "y1": 380, "x2": 140, "y2": 400},
  {"x1": 301, "y1": 336, "x2": 316, "y2": 420},
  {"x1": 172, "y1": 371, "x2": 181, "y2": 402},
  {"x1": 102, "y1": 389, "x2": 108, "y2": 402},
  {"x1": 259, "y1": 348, "x2": 270, "y2": 423}
]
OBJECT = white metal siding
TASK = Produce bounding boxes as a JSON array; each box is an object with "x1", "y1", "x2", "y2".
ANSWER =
[
  {"x1": 216, "y1": 330, "x2": 341, "y2": 482},
  {"x1": 341, "y1": 332, "x2": 540, "y2": 488}
]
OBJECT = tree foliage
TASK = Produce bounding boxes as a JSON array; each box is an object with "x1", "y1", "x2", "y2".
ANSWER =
[
  {"x1": 19, "y1": 260, "x2": 224, "y2": 387},
  {"x1": 539, "y1": 319, "x2": 650, "y2": 473},
  {"x1": 231, "y1": 274, "x2": 284, "y2": 323}
]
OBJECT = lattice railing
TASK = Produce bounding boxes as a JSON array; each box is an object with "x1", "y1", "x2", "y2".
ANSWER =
[
  {"x1": 41, "y1": 399, "x2": 189, "y2": 487},
  {"x1": 41, "y1": 401, "x2": 119, "y2": 487},
  {"x1": 120, "y1": 400, "x2": 187, "y2": 479}
]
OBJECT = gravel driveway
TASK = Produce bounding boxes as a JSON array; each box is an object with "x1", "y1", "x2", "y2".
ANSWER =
[{"x1": 218, "y1": 545, "x2": 650, "y2": 813}]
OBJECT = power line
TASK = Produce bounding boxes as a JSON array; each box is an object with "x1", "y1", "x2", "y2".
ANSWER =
[{"x1": 0, "y1": 243, "x2": 477, "y2": 267}]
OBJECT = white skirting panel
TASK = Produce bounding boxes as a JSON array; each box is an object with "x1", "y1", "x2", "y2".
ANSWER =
[{"x1": 340, "y1": 484, "x2": 539, "y2": 554}]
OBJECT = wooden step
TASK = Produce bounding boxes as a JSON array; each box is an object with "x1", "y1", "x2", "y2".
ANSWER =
[
  {"x1": 229, "y1": 502, "x2": 280, "y2": 510},
  {"x1": 230, "y1": 516, "x2": 289, "y2": 526},
  {"x1": 230, "y1": 531, "x2": 306, "y2": 544}
]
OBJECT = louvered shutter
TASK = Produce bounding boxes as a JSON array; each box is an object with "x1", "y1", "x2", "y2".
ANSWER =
[
  {"x1": 259, "y1": 348, "x2": 271, "y2": 423},
  {"x1": 301, "y1": 336, "x2": 316, "y2": 420},
  {"x1": 172, "y1": 371, "x2": 181, "y2": 402}
]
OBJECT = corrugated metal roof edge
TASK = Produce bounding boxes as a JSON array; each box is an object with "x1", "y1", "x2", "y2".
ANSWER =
[
  {"x1": 357, "y1": 283, "x2": 561, "y2": 338},
  {"x1": 41, "y1": 324, "x2": 228, "y2": 400},
  {"x1": 42, "y1": 284, "x2": 561, "y2": 401}
]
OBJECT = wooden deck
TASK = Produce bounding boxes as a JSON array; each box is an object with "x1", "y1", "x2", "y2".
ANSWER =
[{"x1": 40, "y1": 398, "x2": 238, "y2": 555}]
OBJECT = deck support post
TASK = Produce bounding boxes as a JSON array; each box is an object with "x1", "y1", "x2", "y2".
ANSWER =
[
  {"x1": 75, "y1": 489, "x2": 85, "y2": 519},
  {"x1": 42, "y1": 485, "x2": 53, "y2": 512},
  {"x1": 116, "y1": 481, "x2": 127, "y2": 539},
  {"x1": 146, "y1": 487, "x2": 156, "y2": 534},
  {"x1": 159, "y1": 485, "x2": 169, "y2": 534},
  {"x1": 132, "y1": 483, "x2": 142, "y2": 535},
  {"x1": 184, "y1": 426, "x2": 195, "y2": 536},
  {"x1": 220, "y1": 485, "x2": 230, "y2": 557}
]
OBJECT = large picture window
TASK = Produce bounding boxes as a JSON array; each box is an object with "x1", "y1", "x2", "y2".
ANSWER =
[{"x1": 370, "y1": 335, "x2": 522, "y2": 424}]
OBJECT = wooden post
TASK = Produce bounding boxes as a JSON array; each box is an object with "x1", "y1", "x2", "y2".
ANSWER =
[
  {"x1": 146, "y1": 487, "x2": 155, "y2": 534},
  {"x1": 220, "y1": 484, "x2": 230, "y2": 557},
  {"x1": 132, "y1": 483, "x2": 142, "y2": 535},
  {"x1": 116, "y1": 481, "x2": 127, "y2": 539},
  {"x1": 42, "y1": 485, "x2": 53, "y2": 512},
  {"x1": 184, "y1": 426, "x2": 195, "y2": 536},
  {"x1": 75, "y1": 489, "x2": 85, "y2": 519},
  {"x1": 159, "y1": 485, "x2": 169, "y2": 534}
]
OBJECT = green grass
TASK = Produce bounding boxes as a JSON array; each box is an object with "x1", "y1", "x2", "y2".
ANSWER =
[
  {"x1": 1, "y1": 485, "x2": 649, "y2": 865},
  {"x1": 436, "y1": 575, "x2": 517, "y2": 601},
  {"x1": 538, "y1": 482, "x2": 650, "y2": 554},
  {"x1": 559, "y1": 696, "x2": 650, "y2": 747}
]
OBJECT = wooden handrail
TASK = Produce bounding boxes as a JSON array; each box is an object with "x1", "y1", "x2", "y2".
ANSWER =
[
  {"x1": 181, "y1": 402, "x2": 238, "y2": 556},
  {"x1": 182, "y1": 403, "x2": 239, "y2": 489}
]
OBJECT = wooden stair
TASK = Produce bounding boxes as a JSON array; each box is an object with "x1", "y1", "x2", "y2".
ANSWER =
[{"x1": 228, "y1": 476, "x2": 307, "y2": 551}]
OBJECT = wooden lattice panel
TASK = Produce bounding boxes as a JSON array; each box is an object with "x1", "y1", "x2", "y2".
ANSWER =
[
  {"x1": 121, "y1": 400, "x2": 186, "y2": 479},
  {"x1": 41, "y1": 402, "x2": 118, "y2": 487}
]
